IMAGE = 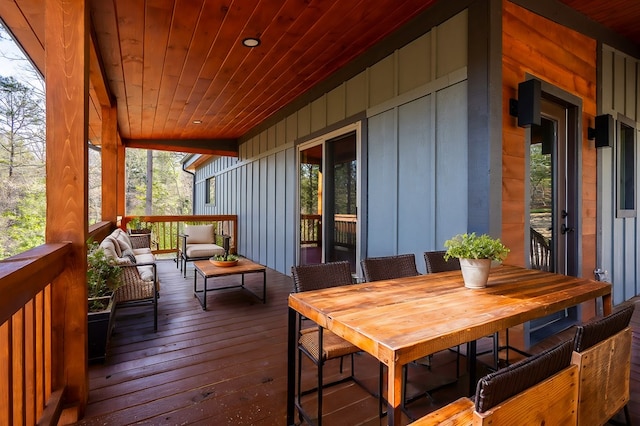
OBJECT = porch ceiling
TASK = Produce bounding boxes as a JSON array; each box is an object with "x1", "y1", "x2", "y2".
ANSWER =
[{"x1": 1, "y1": 1, "x2": 639, "y2": 154}]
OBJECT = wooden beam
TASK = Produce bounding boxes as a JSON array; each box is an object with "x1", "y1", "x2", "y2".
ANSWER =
[
  {"x1": 122, "y1": 138, "x2": 238, "y2": 156},
  {"x1": 117, "y1": 134, "x2": 125, "y2": 217},
  {"x1": 89, "y1": 29, "x2": 112, "y2": 107},
  {"x1": 101, "y1": 106, "x2": 118, "y2": 222},
  {"x1": 45, "y1": 0, "x2": 90, "y2": 418}
]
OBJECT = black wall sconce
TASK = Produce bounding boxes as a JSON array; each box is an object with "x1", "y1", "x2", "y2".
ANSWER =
[
  {"x1": 587, "y1": 114, "x2": 614, "y2": 148},
  {"x1": 509, "y1": 79, "x2": 541, "y2": 128}
]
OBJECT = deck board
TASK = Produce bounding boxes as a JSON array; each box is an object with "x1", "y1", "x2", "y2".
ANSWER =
[{"x1": 77, "y1": 260, "x2": 640, "y2": 425}]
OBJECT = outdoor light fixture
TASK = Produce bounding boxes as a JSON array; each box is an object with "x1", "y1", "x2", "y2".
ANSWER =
[
  {"x1": 242, "y1": 37, "x2": 260, "y2": 48},
  {"x1": 588, "y1": 114, "x2": 613, "y2": 148},
  {"x1": 509, "y1": 79, "x2": 541, "y2": 128}
]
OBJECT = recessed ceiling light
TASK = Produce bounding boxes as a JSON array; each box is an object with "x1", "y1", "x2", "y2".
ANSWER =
[
  {"x1": 242, "y1": 37, "x2": 260, "y2": 48},
  {"x1": 192, "y1": 120, "x2": 202, "y2": 124}
]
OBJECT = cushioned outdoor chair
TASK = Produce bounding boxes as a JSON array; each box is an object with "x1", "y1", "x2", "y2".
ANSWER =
[
  {"x1": 178, "y1": 224, "x2": 227, "y2": 277},
  {"x1": 291, "y1": 261, "x2": 364, "y2": 426},
  {"x1": 572, "y1": 303, "x2": 635, "y2": 426}
]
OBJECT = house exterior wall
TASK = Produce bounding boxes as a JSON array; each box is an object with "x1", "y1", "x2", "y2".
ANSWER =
[
  {"x1": 193, "y1": 10, "x2": 470, "y2": 275},
  {"x1": 598, "y1": 45, "x2": 640, "y2": 304},
  {"x1": 502, "y1": 1, "x2": 597, "y2": 279}
]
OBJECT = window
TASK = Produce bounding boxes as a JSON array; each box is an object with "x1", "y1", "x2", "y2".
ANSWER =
[
  {"x1": 617, "y1": 116, "x2": 636, "y2": 217},
  {"x1": 206, "y1": 176, "x2": 216, "y2": 205}
]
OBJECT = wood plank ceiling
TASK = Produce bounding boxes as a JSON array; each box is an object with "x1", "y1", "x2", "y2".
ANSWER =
[{"x1": 1, "y1": 0, "x2": 640, "y2": 154}]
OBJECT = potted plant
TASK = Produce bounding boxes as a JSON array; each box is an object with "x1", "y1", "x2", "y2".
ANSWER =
[
  {"x1": 87, "y1": 240, "x2": 123, "y2": 362},
  {"x1": 444, "y1": 233, "x2": 509, "y2": 288},
  {"x1": 210, "y1": 253, "x2": 239, "y2": 267},
  {"x1": 127, "y1": 216, "x2": 151, "y2": 234}
]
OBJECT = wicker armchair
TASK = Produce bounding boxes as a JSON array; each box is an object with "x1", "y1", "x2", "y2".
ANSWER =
[
  {"x1": 99, "y1": 228, "x2": 159, "y2": 332},
  {"x1": 572, "y1": 303, "x2": 635, "y2": 425},
  {"x1": 114, "y1": 262, "x2": 159, "y2": 332},
  {"x1": 291, "y1": 261, "x2": 363, "y2": 426}
]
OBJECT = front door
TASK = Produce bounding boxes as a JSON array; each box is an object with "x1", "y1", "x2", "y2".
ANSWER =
[
  {"x1": 528, "y1": 98, "x2": 578, "y2": 275},
  {"x1": 526, "y1": 97, "x2": 580, "y2": 346}
]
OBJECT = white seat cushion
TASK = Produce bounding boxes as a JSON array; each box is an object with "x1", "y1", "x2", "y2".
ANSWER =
[
  {"x1": 185, "y1": 243, "x2": 225, "y2": 258},
  {"x1": 134, "y1": 252, "x2": 156, "y2": 281}
]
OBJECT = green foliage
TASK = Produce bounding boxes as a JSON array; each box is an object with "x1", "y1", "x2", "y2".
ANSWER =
[
  {"x1": 211, "y1": 253, "x2": 238, "y2": 262},
  {"x1": 0, "y1": 70, "x2": 46, "y2": 259},
  {"x1": 128, "y1": 216, "x2": 142, "y2": 230},
  {"x1": 530, "y1": 144, "x2": 551, "y2": 210},
  {"x1": 87, "y1": 240, "x2": 123, "y2": 305},
  {"x1": 125, "y1": 149, "x2": 192, "y2": 216},
  {"x1": 444, "y1": 233, "x2": 510, "y2": 262}
]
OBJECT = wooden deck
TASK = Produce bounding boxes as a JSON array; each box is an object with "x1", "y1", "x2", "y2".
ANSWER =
[{"x1": 76, "y1": 260, "x2": 640, "y2": 425}]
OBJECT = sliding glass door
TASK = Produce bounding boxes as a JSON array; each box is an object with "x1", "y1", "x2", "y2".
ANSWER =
[{"x1": 297, "y1": 125, "x2": 359, "y2": 271}]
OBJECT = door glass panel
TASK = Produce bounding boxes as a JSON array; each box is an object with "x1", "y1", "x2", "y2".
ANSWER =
[
  {"x1": 529, "y1": 117, "x2": 554, "y2": 272},
  {"x1": 326, "y1": 133, "x2": 357, "y2": 271},
  {"x1": 298, "y1": 144, "x2": 322, "y2": 266}
]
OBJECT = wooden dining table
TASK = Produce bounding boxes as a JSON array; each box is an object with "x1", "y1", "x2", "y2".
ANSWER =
[{"x1": 286, "y1": 264, "x2": 612, "y2": 425}]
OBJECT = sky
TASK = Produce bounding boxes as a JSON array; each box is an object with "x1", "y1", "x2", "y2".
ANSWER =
[{"x1": 0, "y1": 23, "x2": 42, "y2": 84}]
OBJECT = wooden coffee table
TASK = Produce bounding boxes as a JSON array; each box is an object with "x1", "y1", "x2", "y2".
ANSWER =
[{"x1": 193, "y1": 258, "x2": 266, "y2": 310}]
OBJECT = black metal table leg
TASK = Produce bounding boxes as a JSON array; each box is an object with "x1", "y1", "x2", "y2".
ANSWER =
[
  {"x1": 468, "y1": 340, "x2": 477, "y2": 396},
  {"x1": 286, "y1": 307, "x2": 296, "y2": 425}
]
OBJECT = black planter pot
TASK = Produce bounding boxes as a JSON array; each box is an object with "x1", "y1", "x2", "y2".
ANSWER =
[{"x1": 88, "y1": 294, "x2": 116, "y2": 364}]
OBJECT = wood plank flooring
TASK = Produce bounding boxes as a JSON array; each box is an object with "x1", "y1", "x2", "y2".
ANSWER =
[{"x1": 75, "y1": 259, "x2": 640, "y2": 425}]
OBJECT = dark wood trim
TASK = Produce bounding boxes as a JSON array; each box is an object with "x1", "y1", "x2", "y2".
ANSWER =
[
  {"x1": 292, "y1": 112, "x2": 367, "y2": 147},
  {"x1": 123, "y1": 138, "x2": 238, "y2": 156},
  {"x1": 510, "y1": 0, "x2": 640, "y2": 58},
  {"x1": 468, "y1": 0, "x2": 503, "y2": 235}
]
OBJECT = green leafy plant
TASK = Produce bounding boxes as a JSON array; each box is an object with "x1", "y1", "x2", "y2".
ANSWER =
[
  {"x1": 211, "y1": 253, "x2": 238, "y2": 262},
  {"x1": 87, "y1": 240, "x2": 123, "y2": 311},
  {"x1": 127, "y1": 216, "x2": 142, "y2": 230},
  {"x1": 444, "y1": 233, "x2": 509, "y2": 262}
]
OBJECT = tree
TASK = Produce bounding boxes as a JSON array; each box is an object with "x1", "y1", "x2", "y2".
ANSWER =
[
  {"x1": 125, "y1": 148, "x2": 192, "y2": 216},
  {"x1": 0, "y1": 75, "x2": 46, "y2": 258}
]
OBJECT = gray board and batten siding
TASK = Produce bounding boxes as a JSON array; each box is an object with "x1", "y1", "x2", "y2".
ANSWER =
[
  {"x1": 598, "y1": 45, "x2": 640, "y2": 304},
  {"x1": 193, "y1": 10, "x2": 472, "y2": 275}
]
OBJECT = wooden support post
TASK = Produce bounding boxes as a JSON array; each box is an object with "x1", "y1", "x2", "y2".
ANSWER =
[{"x1": 45, "y1": 0, "x2": 90, "y2": 420}]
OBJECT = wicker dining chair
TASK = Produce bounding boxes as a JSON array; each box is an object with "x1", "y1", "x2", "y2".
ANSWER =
[
  {"x1": 409, "y1": 339, "x2": 578, "y2": 425},
  {"x1": 424, "y1": 250, "x2": 501, "y2": 372},
  {"x1": 572, "y1": 303, "x2": 635, "y2": 425},
  {"x1": 360, "y1": 253, "x2": 420, "y2": 282},
  {"x1": 360, "y1": 254, "x2": 429, "y2": 412},
  {"x1": 291, "y1": 261, "x2": 363, "y2": 426}
]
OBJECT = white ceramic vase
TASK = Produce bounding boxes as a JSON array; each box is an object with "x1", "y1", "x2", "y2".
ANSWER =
[{"x1": 459, "y1": 258, "x2": 492, "y2": 289}]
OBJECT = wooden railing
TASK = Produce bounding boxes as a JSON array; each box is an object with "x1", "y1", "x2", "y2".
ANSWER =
[
  {"x1": 0, "y1": 242, "x2": 72, "y2": 426},
  {"x1": 300, "y1": 214, "x2": 322, "y2": 246},
  {"x1": 120, "y1": 215, "x2": 238, "y2": 255},
  {"x1": 300, "y1": 214, "x2": 356, "y2": 249},
  {"x1": 334, "y1": 214, "x2": 356, "y2": 249}
]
